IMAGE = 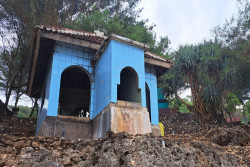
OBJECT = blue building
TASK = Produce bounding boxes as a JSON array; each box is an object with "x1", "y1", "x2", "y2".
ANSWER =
[
  {"x1": 158, "y1": 88, "x2": 169, "y2": 110},
  {"x1": 27, "y1": 25, "x2": 173, "y2": 139}
]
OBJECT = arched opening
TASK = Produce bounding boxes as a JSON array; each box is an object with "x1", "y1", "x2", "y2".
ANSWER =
[
  {"x1": 145, "y1": 83, "x2": 151, "y2": 121},
  {"x1": 58, "y1": 66, "x2": 90, "y2": 117},
  {"x1": 117, "y1": 67, "x2": 141, "y2": 103}
]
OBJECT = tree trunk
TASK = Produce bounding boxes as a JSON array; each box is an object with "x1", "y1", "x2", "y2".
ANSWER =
[
  {"x1": 30, "y1": 98, "x2": 38, "y2": 118},
  {"x1": 4, "y1": 87, "x2": 12, "y2": 116},
  {"x1": 14, "y1": 64, "x2": 25, "y2": 108},
  {"x1": 241, "y1": 101, "x2": 247, "y2": 125},
  {"x1": 228, "y1": 111, "x2": 233, "y2": 128},
  {"x1": 14, "y1": 95, "x2": 19, "y2": 108}
]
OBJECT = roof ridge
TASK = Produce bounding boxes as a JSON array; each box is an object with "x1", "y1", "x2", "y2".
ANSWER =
[
  {"x1": 34, "y1": 25, "x2": 173, "y2": 65},
  {"x1": 35, "y1": 25, "x2": 108, "y2": 39}
]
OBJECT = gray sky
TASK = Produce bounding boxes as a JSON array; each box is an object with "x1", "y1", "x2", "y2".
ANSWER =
[
  {"x1": 139, "y1": 0, "x2": 237, "y2": 49},
  {"x1": 139, "y1": 0, "x2": 237, "y2": 98},
  {"x1": 0, "y1": 0, "x2": 238, "y2": 106}
]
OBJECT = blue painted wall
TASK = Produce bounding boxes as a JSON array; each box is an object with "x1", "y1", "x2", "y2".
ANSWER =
[
  {"x1": 158, "y1": 103, "x2": 169, "y2": 109},
  {"x1": 110, "y1": 40, "x2": 146, "y2": 107},
  {"x1": 93, "y1": 40, "x2": 147, "y2": 117},
  {"x1": 37, "y1": 39, "x2": 161, "y2": 132},
  {"x1": 93, "y1": 43, "x2": 112, "y2": 118},
  {"x1": 36, "y1": 57, "x2": 53, "y2": 134},
  {"x1": 145, "y1": 65, "x2": 159, "y2": 125},
  {"x1": 157, "y1": 88, "x2": 169, "y2": 109},
  {"x1": 38, "y1": 41, "x2": 95, "y2": 120},
  {"x1": 157, "y1": 88, "x2": 165, "y2": 100}
]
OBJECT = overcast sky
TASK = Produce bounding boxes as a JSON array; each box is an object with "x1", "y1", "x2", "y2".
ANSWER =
[
  {"x1": 139, "y1": 0, "x2": 238, "y2": 98},
  {"x1": 139, "y1": 0, "x2": 237, "y2": 50},
  {"x1": 1, "y1": 0, "x2": 239, "y2": 106}
]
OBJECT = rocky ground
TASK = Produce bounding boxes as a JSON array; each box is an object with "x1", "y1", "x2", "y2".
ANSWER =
[{"x1": 0, "y1": 116, "x2": 249, "y2": 167}]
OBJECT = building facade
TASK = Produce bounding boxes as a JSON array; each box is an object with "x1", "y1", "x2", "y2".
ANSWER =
[{"x1": 27, "y1": 25, "x2": 173, "y2": 139}]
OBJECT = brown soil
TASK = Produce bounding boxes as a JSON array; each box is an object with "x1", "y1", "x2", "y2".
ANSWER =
[
  {"x1": 0, "y1": 116, "x2": 36, "y2": 137},
  {"x1": 206, "y1": 126, "x2": 250, "y2": 146},
  {"x1": 0, "y1": 116, "x2": 249, "y2": 167}
]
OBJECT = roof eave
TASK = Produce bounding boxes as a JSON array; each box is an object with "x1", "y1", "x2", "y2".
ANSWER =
[
  {"x1": 40, "y1": 31, "x2": 101, "y2": 50},
  {"x1": 144, "y1": 57, "x2": 173, "y2": 69}
]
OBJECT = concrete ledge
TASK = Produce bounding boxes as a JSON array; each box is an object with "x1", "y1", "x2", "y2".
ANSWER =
[
  {"x1": 92, "y1": 102, "x2": 152, "y2": 138},
  {"x1": 92, "y1": 105, "x2": 111, "y2": 139},
  {"x1": 38, "y1": 102, "x2": 153, "y2": 139},
  {"x1": 57, "y1": 115, "x2": 92, "y2": 123},
  {"x1": 111, "y1": 103, "x2": 152, "y2": 135},
  {"x1": 38, "y1": 116, "x2": 92, "y2": 140},
  {"x1": 116, "y1": 100, "x2": 142, "y2": 108}
]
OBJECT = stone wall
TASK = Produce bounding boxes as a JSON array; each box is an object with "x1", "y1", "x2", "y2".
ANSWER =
[
  {"x1": 0, "y1": 132, "x2": 243, "y2": 166},
  {"x1": 160, "y1": 112, "x2": 210, "y2": 134},
  {"x1": 0, "y1": 116, "x2": 248, "y2": 166}
]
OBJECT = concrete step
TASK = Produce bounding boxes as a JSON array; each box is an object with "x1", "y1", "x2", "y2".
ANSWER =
[{"x1": 39, "y1": 116, "x2": 93, "y2": 140}]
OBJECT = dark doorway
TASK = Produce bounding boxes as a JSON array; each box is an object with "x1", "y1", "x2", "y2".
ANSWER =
[
  {"x1": 58, "y1": 67, "x2": 90, "y2": 117},
  {"x1": 117, "y1": 67, "x2": 141, "y2": 103},
  {"x1": 145, "y1": 83, "x2": 151, "y2": 121}
]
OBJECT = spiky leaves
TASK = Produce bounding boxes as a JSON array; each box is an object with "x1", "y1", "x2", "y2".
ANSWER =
[{"x1": 160, "y1": 40, "x2": 239, "y2": 122}]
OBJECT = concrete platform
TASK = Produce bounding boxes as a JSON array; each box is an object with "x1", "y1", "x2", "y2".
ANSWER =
[
  {"x1": 38, "y1": 101, "x2": 156, "y2": 139},
  {"x1": 38, "y1": 115, "x2": 93, "y2": 140},
  {"x1": 92, "y1": 101, "x2": 152, "y2": 138}
]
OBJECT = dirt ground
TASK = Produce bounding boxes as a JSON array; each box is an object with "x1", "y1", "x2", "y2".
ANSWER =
[{"x1": 0, "y1": 116, "x2": 249, "y2": 167}]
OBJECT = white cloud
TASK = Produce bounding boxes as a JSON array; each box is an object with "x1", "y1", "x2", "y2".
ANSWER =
[{"x1": 139, "y1": 0, "x2": 237, "y2": 49}]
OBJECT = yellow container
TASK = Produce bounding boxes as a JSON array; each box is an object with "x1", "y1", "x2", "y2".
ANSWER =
[{"x1": 159, "y1": 122, "x2": 164, "y2": 136}]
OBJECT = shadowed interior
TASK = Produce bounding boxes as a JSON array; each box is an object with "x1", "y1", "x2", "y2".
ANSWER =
[
  {"x1": 145, "y1": 82, "x2": 151, "y2": 121},
  {"x1": 58, "y1": 67, "x2": 90, "y2": 117},
  {"x1": 117, "y1": 67, "x2": 141, "y2": 103}
]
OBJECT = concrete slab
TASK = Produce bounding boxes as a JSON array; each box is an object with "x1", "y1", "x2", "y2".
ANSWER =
[
  {"x1": 38, "y1": 101, "x2": 153, "y2": 139},
  {"x1": 92, "y1": 101, "x2": 152, "y2": 138},
  {"x1": 38, "y1": 116, "x2": 93, "y2": 140}
]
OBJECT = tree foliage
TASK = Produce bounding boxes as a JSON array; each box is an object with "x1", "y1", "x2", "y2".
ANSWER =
[
  {"x1": 8, "y1": 105, "x2": 37, "y2": 118},
  {"x1": 168, "y1": 97, "x2": 191, "y2": 113},
  {"x1": 225, "y1": 93, "x2": 241, "y2": 113},
  {"x1": 65, "y1": 9, "x2": 170, "y2": 55},
  {"x1": 0, "y1": 0, "x2": 155, "y2": 114},
  {"x1": 160, "y1": 0, "x2": 249, "y2": 123},
  {"x1": 213, "y1": 0, "x2": 250, "y2": 103},
  {"x1": 160, "y1": 40, "x2": 239, "y2": 122}
]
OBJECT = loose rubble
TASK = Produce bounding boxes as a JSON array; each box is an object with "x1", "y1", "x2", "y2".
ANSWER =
[
  {"x1": 0, "y1": 116, "x2": 249, "y2": 166},
  {"x1": 207, "y1": 126, "x2": 250, "y2": 146}
]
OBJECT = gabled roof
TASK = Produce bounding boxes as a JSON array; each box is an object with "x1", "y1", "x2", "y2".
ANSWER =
[
  {"x1": 36, "y1": 25, "x2": 107, "y2": 45},
  {"x1": 35, "y1": 25, "x2": 172, "y2": 64},
  {"x1": 27, "y1": 25, "x2": 173, "y2": 97}
]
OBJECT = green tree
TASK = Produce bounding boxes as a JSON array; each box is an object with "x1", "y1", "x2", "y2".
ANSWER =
[
  {"x1": 160, "y1": 40, "x2": 238, "y2": 122},
  {"x1": 0, "y1": 0, "x2": 144, "y2": 115},
  {"x1": 168, "y1": 97, "x2": 191, "y2": 113},
  {"x1": 9, "y1": 105, "x2": 37, "y2": 118},
  {"x1": 0, "y1": 44, "x2": 29, "y2": 115},
  {"x1": 213, "y1": 0, "x2": 250, "y2": 104},
  {"x1": 66, "y1": 9, "x2": 170, "y2": 55},
  {"x1": 243, "y1": 101, "x2": 250, "y2": 122},
  {"x1": 225, "y1": 93, "x2": 241, "y2": 123},
  {"x1": 245, "y1": 101, "x2": 250, "y2": 114}
]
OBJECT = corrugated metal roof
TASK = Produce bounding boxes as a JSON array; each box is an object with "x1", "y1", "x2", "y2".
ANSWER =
[{"x1": 35, "y1": 25, "x2": 107, "y2": 45}]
